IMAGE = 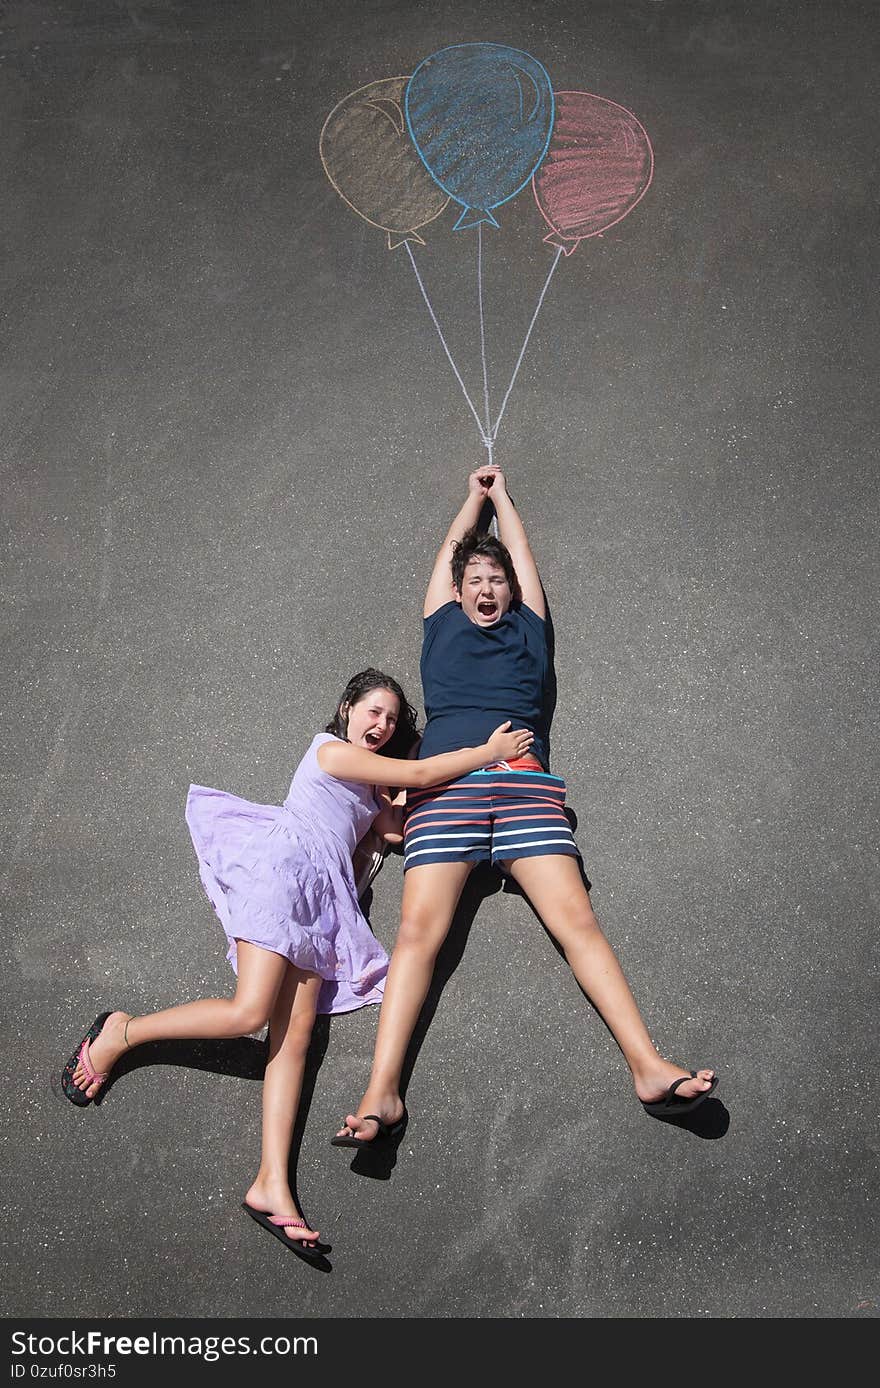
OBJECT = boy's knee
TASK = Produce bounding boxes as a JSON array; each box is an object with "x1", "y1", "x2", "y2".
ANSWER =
[
  {"x1": 567, "y1": 898, "x2": 602, "y2": 936},
  {"x1": 396, "y1": 910, "x2": 448, "y2": 956}
]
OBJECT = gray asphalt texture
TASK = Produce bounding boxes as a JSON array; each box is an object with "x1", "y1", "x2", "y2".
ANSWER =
[{"x1": 3, "y1": 0, "x2": 877, "y2": 1321}]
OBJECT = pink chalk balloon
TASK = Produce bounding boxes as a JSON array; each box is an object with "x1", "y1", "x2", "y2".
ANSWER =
[{"x1": 533, "y1": 90, "x2": 654, "y2": 255}]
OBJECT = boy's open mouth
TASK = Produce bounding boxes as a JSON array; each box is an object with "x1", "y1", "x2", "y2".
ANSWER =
[{"x1": 477, "y1": 601, "x2": 498, "y2": 617}]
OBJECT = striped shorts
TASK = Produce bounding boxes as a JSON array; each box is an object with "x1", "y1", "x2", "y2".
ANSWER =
[{"x1": 403, "y1": 763, "x2": 581, "y2": 871}]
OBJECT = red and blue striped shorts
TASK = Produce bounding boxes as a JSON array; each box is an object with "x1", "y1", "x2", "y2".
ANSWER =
[{"x1": 403, "y1": 762, "x2": 581, "y2": 872}]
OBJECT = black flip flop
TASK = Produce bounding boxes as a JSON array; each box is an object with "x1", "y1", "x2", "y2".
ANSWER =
[
  {"x1": 60, "y1": 1011, "x2": 113, "y2": 1107},
  {"x1": 641, "y1": 1071, "x2": 719, "y2": 1117},
  {"x1": 329, "y1": 1108, "x2": 408, "y2": 1149},
  {"x1": 241, "y1": 1202, "x2": 330, "y2": 1267}
]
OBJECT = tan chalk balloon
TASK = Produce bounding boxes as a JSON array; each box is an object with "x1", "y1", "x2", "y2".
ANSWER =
[{"x1": 319, "y1": 76, "x2": 449, "y2": 249}]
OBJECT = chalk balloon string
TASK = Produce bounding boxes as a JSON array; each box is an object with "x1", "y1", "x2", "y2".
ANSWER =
[
  {"x1": 477, "y1": 222, "x2": 492, "y2": 445},
  {"x1": 403, "y1": 241, "x2": 491, "y2": 448},
  {"x1": 404, "y1": 238, "x2": 563, "y2": 465},
  {"x1": 488, "y1": 244, "x2": 563, "y2": 444}
]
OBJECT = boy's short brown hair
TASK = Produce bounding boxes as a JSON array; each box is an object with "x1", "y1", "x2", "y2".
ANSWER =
[{"x1": 450, "y1": 528, "x2": 521, "y2": 601}]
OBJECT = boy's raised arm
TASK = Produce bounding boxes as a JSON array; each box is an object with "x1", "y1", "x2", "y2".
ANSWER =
[
  {"x1": 423, "y1": 467, "x2": 495, "y2": 617},
  {"x1": 489, "y1": 471, "x2": 546, "y2": 620}
]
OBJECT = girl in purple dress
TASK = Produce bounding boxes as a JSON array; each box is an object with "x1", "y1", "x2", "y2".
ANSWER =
[{"x1": 61, "y1": 669, "x2": 534, "y2": 1265}]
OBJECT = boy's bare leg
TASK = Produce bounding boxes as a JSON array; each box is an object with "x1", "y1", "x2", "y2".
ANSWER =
[
  {"x1": 503, "y1": 855, "x2": 716, "y2": 1103},
  {"x1": 337, "y1": 861, "x2": 473, "y2": 1141}
]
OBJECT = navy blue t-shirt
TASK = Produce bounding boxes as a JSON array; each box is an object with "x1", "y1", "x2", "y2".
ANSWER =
[{"x1": 418, "y1": 601, "x2": 550, "y2": 769}]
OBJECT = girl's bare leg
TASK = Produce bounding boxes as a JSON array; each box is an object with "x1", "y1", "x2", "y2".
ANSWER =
[
  {"x1": 70, "y1": 941, "x2": 290, "y2": 1099},
  {"x1": 337, "y1": 860, "x2": 473, "y2": 1141},
  {"x1": 244, "y1": 965, "x2": 322, "y2": 1247},
  {"x1": 503, "y1": 855, "x2": 715, "y2": 1103}
]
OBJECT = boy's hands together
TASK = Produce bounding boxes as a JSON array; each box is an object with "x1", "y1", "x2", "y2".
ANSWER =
[{"x1": 468, "y1": 464, "x2": 509, "y2": 501}]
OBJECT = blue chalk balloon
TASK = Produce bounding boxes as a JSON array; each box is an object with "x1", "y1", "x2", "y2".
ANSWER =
[{"x1": 405, "y1": 43, "x2": 555, "y2": 230}]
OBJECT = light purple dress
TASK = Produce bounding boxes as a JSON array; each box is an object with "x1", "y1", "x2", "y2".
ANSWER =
[{"x1": 185, "y1": 733, "x2": 388, "y2": 1015}]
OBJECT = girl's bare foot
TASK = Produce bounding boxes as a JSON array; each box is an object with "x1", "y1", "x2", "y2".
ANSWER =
[
  {"x1": 244, "y1": 1177, "x2": 319, "y2": 1248},
  {"x1": 70, "y1": 1011, "x2": 132, "y2": 1099}
]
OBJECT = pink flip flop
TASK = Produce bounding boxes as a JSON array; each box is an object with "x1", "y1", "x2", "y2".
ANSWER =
[
  {"x1": 61, "y1": 1011, "x2": 112, "y2": 1107},
  {"x1": 241, "y1": 1202, "x2": 330, "y2": 1268}
]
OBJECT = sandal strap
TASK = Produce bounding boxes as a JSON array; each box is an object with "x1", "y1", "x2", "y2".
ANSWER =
[
  {"x1": 78, "y1": 1039, "x2": 108, "y2": 1086},
  {"x1": 663, "y1": 1070, "x2": 698, "y2": 1105}
]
